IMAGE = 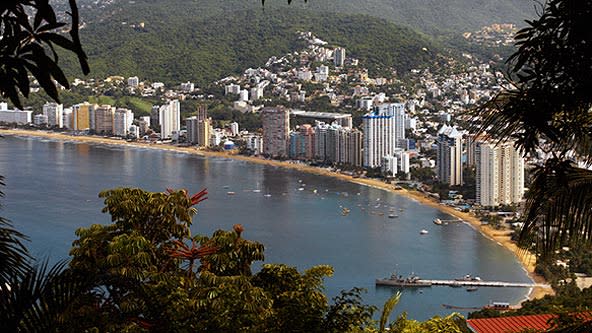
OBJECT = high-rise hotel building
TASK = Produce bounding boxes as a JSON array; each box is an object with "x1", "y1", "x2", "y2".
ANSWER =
[
  {"x1": 362, "y1": 103, "x2": 406, "y2": 168},
  {"x1": 71, "y1": 102, "x2": 94, "y2": 131},
  {"x1": 113, "y1": 108, "x2": 134, "y2": 137},
  {"x1": 437, "y1": 125, "x2": 463, "y2": 185},
  {"x1": 290, "y1": 124, "x2": 315, "y2": 161},
  {"x1": 94, "y1": 105, "x2": 115, "y2": 134},
  {"x1": 42, "y1": 102, "x2": 63, "y2": 128},
  {"x1": 475, "y1": 140, "x2": 524, "y2": 206},
  {"x1": 186, "y1": 116, "x2": 211, "y2": 147},
  {"x1": 159, "y1": 100, "x2": 181, "y2": 139},
  {"x1": 261, "y1": 106, "x2": 290, "y2": 158},
  {"x1": 336, "y1": 126, "x2": 363, "y2": 167}
]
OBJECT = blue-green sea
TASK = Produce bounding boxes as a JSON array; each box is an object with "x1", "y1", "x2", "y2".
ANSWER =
[{"x1": 0, "y1": 135, "x2": 532, "y2": 320}]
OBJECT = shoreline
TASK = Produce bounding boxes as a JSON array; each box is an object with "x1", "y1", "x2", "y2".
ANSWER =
[{"x1": 0, "y1": 128, "x2": 554, "y2": 304}]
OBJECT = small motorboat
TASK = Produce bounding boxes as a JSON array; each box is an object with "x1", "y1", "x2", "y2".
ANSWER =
[{"x1": 420, "y1": 229, "x2": 429, "y2": 235}]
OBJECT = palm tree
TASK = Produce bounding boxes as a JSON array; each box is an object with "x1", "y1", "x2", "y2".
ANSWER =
[
  {"x1": 0, "y1": 261, "x2": 94, "y2": 332},
  {"x1": 0, "y1": 176, "x2": 94, "y2": 332},
  {"x1": 475, "y1": 0, "x2": 592, "y2": 258},
  {"x1": 0, "y1": 176, "x2": 30, "y2": 288}
]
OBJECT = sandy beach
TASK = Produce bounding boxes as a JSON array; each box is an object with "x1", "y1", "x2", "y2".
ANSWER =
[{"x1": 0, "y1": 128, "x2": 554, "y2": 303}]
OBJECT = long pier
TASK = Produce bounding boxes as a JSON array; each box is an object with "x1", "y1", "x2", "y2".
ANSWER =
[{"x1": 376, "y1": 278, "x2": 549, "y2": 289}]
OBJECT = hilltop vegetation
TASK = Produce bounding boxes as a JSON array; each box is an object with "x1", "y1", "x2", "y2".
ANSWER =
[
  {"x1": 72, "y1": 0, "x2": 534, "y2": 35},
  {"x1": 302, "y1": 0, "x2": 534, "y2": 35},
  {"x1": 58, "y1": 7, "x2": 443, "y2": 84}
]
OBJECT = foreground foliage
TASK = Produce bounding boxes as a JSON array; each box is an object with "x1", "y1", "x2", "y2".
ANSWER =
[
  {"x1": 0, "y1": 0, "x2": 89, "y2": 109},
  {"x1": 65, "y1": 187, "x2": 380, "y2": 332},
  {"x1": 475, "y1": 0, "x2": 592, "y2": 258}
]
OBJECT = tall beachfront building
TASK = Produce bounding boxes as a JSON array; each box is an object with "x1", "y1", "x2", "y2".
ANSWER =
[
  {"x1": 42, "y1": 102, "x2": 63, "y2": 128},
  {"x1": 290, "y1": 124, "x2": 315, "y2": 161},
  {"x1": 336, "y1": 126, "x2": 363, "y2": 167},
  {"x1": 261, "y1": 106, "x2": 290, "y2": 158},
  {"x1": 159, "y1": 100, "x2": 181, "y2": 139},
  {"x1": 113, "y1": 108, "x2": 134, "y2": 137},
  {"x1": 186, "y1": 116, "x2": 211, "y2": 147},
  {"x1": 94, "y1": 105, "x2": 115, "y2": 134},
  {"x1": 314, "y1": 122, "x2": 336, "y2": 162},
  {"x1": 437, "y1": 125, "x2": 463, "y2": 185},
  {"x1": 71, "y1": 102, "x2": 94, "y2": 131},
  {"x1": 186, "y1": 116, "x2": 199, "y2": 145},
  {"x1": 475, "y1": 140, "x2": 524, "y2": 207},
  {"x1": 362, "y1": 103, "x2": 406, "y2": 168},
  {"x1": 313, "y1": 122, "x2": 362, "y2": 167}
]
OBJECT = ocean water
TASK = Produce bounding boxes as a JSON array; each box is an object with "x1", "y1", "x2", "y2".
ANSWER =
[{"x1": 0, "y1": 135, "x2": 532, "y2": 320}]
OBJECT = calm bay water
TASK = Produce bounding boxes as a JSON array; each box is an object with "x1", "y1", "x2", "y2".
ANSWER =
[{"x1": 0, "y1": 135, "x2": 531, "y2": 320}]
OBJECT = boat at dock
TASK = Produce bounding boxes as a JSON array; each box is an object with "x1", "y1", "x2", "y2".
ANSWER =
[
  {"x1": 376, "y1": 273, "x2": 432, "y2": 288},
  {"x1": 388, "y1": 214, "x2": 398, "y2": 218},
  {"x1": 227, "y1": 191, "x2": 236, "y2": 195},
  {"x1": 456, "y1": 274, "x2": 481, "y2": 282}
]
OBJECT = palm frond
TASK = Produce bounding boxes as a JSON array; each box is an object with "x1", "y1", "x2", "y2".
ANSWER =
[
  {"x1": 0, "y1": 218, "x2": 30, "y2": 286},
  {"x1": 0, "y1": 260, "x2": 93, "y2": 332},
  {"x1": 379, "y1": 291, "x2": 401, "y2": 332},
  {"x1": 518, "y1": 159, "x2": 592, "y2": 257}
]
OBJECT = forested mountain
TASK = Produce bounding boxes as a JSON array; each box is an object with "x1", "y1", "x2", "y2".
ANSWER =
[
  {"x1": 60, "y1": 7, "x2": 443, "y2": 84},
  {"x1": 56, "y1": 0, "x2": 533, "y2": 83},
  {"x1": 300, "y1": 0, "x2": 535, "y2": 35},
  {"x1": 72, "y1": 0, "x2": 534, "y2": 35}
]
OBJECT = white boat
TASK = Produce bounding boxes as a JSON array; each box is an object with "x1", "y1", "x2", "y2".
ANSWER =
[
  {"x1": 420, "y1": 229, "x2": 429, "y2": 235},
  {"x1": 388, "y1": 214, "x2": 398, "y2": 218},
  {"x1": 298, "y1": 187, "x2": 305, "y2": 191},
  {"x1": 263, "y1": 194, "x2": 272, "y2": 197},
  {"x1": 227, "y1": 191, "x2": 236, "y2": 195},
  {"x1": 433, "y1": 218, "x2": 443, "y2": 225},
  {"x1": 252, "y1": 189, "x2": 261, "y2": 193}
]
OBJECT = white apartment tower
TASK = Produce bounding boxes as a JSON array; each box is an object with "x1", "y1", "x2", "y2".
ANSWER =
[
  {"x1": 42, "y1": 102, "x2": 63, "y2": 128},
  {"x1": 261, "y1": 106, "x2": 290, "y2": 158},
  {"x1": 437, "y1": 125, "x2": 463, "y2": 185},
  {"x1": 159, "y1": 100, "x2": 181, "y2": 139},
  {"x1": 362, "y1": 103, "x2": 406, "y2": 168},
  {"x1": 334, "y1": 47, "x2": 345, "y2": 67},
  {"x1": 476, "y1": 140, "x2": 525, "y2": 206},
  {"x1": 113, "y1": 108, "x2": 134, "y2": 137}
]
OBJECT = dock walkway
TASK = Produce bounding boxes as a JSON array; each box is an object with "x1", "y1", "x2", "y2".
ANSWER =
[{"x1": 376, "y1": 278, "x2": 549, "y2": 289}]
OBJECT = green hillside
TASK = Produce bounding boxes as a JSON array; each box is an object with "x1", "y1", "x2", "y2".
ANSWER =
[
  {"x1": 73, "y1": 0, "x2": 534, "y2": 35},
  {"x1": 60, "y1": 8, "x2": 443, "y2": 84},
  {"x1": 301, "y1": 0, "x2": 535, "y2": 35}
]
